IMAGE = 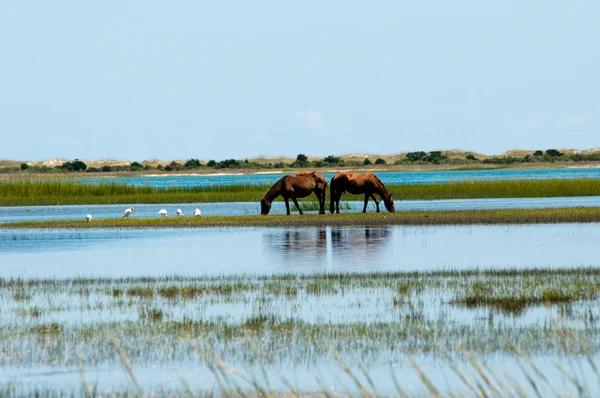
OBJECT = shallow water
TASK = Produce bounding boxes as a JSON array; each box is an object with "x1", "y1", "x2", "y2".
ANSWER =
[
  {"x1": 2, "y1": 357, "x2": 596, "y2": 397},
  {"x1": 2, "y1": 223, "x2": 600, "y2": 395},
  {"x1": 81, "y1": 167, "x2": 600, "y2": 188},
  {"x1": 1, "y1": 224, "x2": 599, "y2": 278},
  {"x1": 2, "y1": 195, "x2": 600, "y2": 223}
]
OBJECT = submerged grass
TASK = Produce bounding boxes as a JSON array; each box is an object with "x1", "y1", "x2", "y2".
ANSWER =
[
  {"x1": 2, "y1": 177, "x2": 600, "y2": 206},
  {"x1": 2, "y1": 267, "x2": 600, "y2": 395},
  {"x1": 4, "y1": 207, "x2": 600, "y2": 228}
]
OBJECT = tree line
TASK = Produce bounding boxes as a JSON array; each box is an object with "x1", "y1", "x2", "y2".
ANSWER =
[{"x1": 5, "y1": 149, "x2": 600, "y2": 174}]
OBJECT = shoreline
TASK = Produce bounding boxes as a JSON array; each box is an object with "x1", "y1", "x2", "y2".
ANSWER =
[
  {"x1": 3, "y1": 161, "x2": 600, "y2": 179},
  {"x1": 3, "y1": 207, "x2": 600, "y2": 229}
]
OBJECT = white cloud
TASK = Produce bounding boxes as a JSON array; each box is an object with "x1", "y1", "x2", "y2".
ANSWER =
[
  {"x1": 296, "y1": 110, "x2": 325, "y2": 131},
  {"x1": 567, "y1": 114, "x2": 589, "y2": 126}
]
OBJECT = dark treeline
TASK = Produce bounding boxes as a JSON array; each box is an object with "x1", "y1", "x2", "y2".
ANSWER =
[{"x1": 4, "y1": 149, "x2": 600, "y2": 174}]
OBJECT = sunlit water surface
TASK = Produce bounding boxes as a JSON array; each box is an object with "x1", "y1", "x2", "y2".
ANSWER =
[
  {"x1": 1, "y1": 223, "x2": 599, "y2": 278},
  {"x1": 2, "y1": 224, "x2": 600, "y2": 395},
  {"x1": 2, "y1": 195, "x2": 600, "y2": 223},
  {"x1": 77, "y1": 167, "x2": 600, "y2": 188}
]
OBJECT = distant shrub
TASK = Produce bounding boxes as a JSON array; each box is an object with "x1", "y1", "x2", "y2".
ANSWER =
[
  {"x1": 323, "y1": 155, "x2": 340, "y2": 164},
  {"x1": 184, "y1": 159, "x2": 201, "y2": 169},
  {"x1": 129, "y1": 162, "x2": 144, "y2": 171},
  {"x1": 71, "y1": 160, "x2": 87, "y2": 171},
  {"x1": 546, "y1": 149, "x2": 563, "y2": 157},
  {"x1": 375, "y1": 158, "x2": 387, "y2": 165},
  {"x1": 164, "y1": 161, "x2": 182, "y2": 172},
  {"x1": 405, "y1": 151, "x2": 427, "y2": 162},
  {"x1": 363, "y1": 158, "x2": 372, "y2": 166},
  {"x1": 426, "y1": 151, "x2": 447, "y2": 163}
]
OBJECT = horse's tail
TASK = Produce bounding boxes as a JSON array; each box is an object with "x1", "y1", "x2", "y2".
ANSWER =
[{"x1": 329, "y1": 175, "x2": 339, "y2": 213}]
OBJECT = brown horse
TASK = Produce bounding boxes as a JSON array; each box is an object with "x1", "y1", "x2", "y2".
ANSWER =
[
  {"x1": 330, "y1": 172, "x2": 395, "y2": 213},
  {"x1": 261, "y1": 172, "x2": 328, "y2": 215}
]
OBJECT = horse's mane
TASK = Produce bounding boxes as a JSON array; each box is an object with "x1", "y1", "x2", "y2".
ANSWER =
[
  {"x1": 262, "y1": 178, "x2": 284, "y2": 202},
  {"x1": 370, "y1": 173, "x2": 387, "y2": 191}
]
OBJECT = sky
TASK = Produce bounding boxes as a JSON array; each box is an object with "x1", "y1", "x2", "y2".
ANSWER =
[{"x1": 1, "y1": 1, "x2": 599, "y2": 161}]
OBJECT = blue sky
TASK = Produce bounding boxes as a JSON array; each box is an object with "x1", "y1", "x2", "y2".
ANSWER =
[{"x1": 1, "y1": 2, "x2": 598, "y2": 161}]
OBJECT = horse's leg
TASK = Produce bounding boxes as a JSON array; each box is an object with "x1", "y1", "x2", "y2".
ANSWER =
[
  {"x1": 318, "y1": 188, "x2": 326, "y2": 214},
  {"x1": 291, "y1": 195, "x2": 303, "y2": 215},
  {"x1": 363, "y1": 194, "x2": 369, "y2": 213},
  {"x1": 330, "y1": 187, "x2": 336, "y2": 214},
  {"x1": 284, "y1": 197, "x2": 291, "y2": 215},
  {"x1": 370, "y1": 193, "x2": 380, "y2": 212},
  {"x1": 336, "y1": 191, "x2": 341, "y2": 213}
]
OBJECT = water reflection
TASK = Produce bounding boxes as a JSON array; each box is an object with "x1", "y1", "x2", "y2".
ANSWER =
[
  {"x1": 331, "y1": 227, "x2": 391, "y2": 260},
  {"x1": 263, "y1": 227, "x2": 391, "y2": 272},
  {"x1": 263, "y1": 228, "x2": 328, "y2": 271},
  {"x1": 2, "y1": 224, "x2": 600, "y2": 279}
]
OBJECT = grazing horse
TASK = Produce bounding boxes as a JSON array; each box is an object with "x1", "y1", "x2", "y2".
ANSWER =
[
  {"x1": 261, "y1": 172, "x2": 328, "y2": 215},
  {"x1": 330, "y1": 172, "x2": 395, "y2": 213}
]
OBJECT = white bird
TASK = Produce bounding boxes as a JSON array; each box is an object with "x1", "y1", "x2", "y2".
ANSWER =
[
  {"x1": 159, "y1": 209, "x2": 168, "y2": 218},
  {"x1": 176, "y1": 208, "x2": 184, "y2": 217},
  {"x1": 194, "y1": 208, "x2": 202, "y2": 217},
  {"x1": 122, "y1": 207, "x2": 134, "y2": 219},
  {"x1": 86, "y1": 214, "x2": 92, "y2": 222}
]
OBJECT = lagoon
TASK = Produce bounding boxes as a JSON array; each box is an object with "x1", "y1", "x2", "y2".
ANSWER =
[{"x1": 1, "y1": 223, "x2": 599, "y2": 279}]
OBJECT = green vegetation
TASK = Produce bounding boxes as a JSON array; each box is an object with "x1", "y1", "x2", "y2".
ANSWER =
[
  {"x1": 2, "y1": 178, "x2": 600, "y2": 206},
  {"x1": 6, "y1": 148, "x2": 600, "y2": 175},
  {"x1": 2, "y1": 268, "x2": 600, "y2": 395},
  {"x1": 4, "y1": 207, "x2": 600, "y2": 229}
]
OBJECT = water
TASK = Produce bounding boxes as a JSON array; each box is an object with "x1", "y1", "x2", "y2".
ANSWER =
[
  {"x1": 1, "y1": 224, "x2": 599, "y2": 278},
  {"x1": 2, "y1": 224, "x2": 600, "y2": 395},
  {"x1": 2, "y1": 195, "x2": 600, "y2": 223},
  {"x1": 69, "y1": 166, "x2": 600, "y2": 188}
]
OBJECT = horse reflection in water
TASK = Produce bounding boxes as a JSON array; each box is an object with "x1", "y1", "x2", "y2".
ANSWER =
[
  {"x1": 263, "y1": 228, "x2": 328, "y2": 269},
  {"x1": 330, "y1": 227, "x2": 391, "y2": 264},
  {"x1": 263, "y1": 227, "x2": 391, "y2": 270}
]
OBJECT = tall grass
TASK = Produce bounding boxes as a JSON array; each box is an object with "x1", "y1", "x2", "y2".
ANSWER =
[
  {"x1": 2, "y1": 178, "x2": 600, "y2": 206},
  {"x1": 394, "y1": 178, "x2": 600, "y2": 200}
]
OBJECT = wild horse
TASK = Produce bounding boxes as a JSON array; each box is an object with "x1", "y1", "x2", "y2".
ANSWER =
[
  {"x1": 260, "y1": 172, "x2": 328, "y2": 215},
  {"x1": 330, "y1": 172, "x2": 395, "y2": 213}
]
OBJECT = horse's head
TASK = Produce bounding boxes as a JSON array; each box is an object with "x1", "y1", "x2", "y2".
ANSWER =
[
  {"x1": 260, "y1": 198, "x2": 272, "y2": 215},
  {"x1": 383, "y1": 193, "x2": 396, "y2": 213}
]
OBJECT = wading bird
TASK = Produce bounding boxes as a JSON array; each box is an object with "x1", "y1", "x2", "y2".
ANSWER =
[
  {"x1": 176, "y1": 208, "x2": 184, "y2": 217},
  {"x1": 194, "y1": 208, "x2": 201, "y2": 217},
  {"x1": 159, "y1": 209, "x2": 168, "y2": 217},
  {"x1": 86, "y1": 214, "x2": 92, "y2": 222},
  {"x1": 122, "y1": 207, "x2": 134, "y2": 219}
]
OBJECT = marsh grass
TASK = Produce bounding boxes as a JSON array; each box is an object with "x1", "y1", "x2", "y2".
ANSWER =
[
  {"x1": 4, "y1": 267, "x2": 600, "y2": 395},
  {"x1": 5, "y1": 207, "x2": 600, "y2": 229},
  {"x1": 3, "y1": 178, "x2": 600, "y2": 206}
]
